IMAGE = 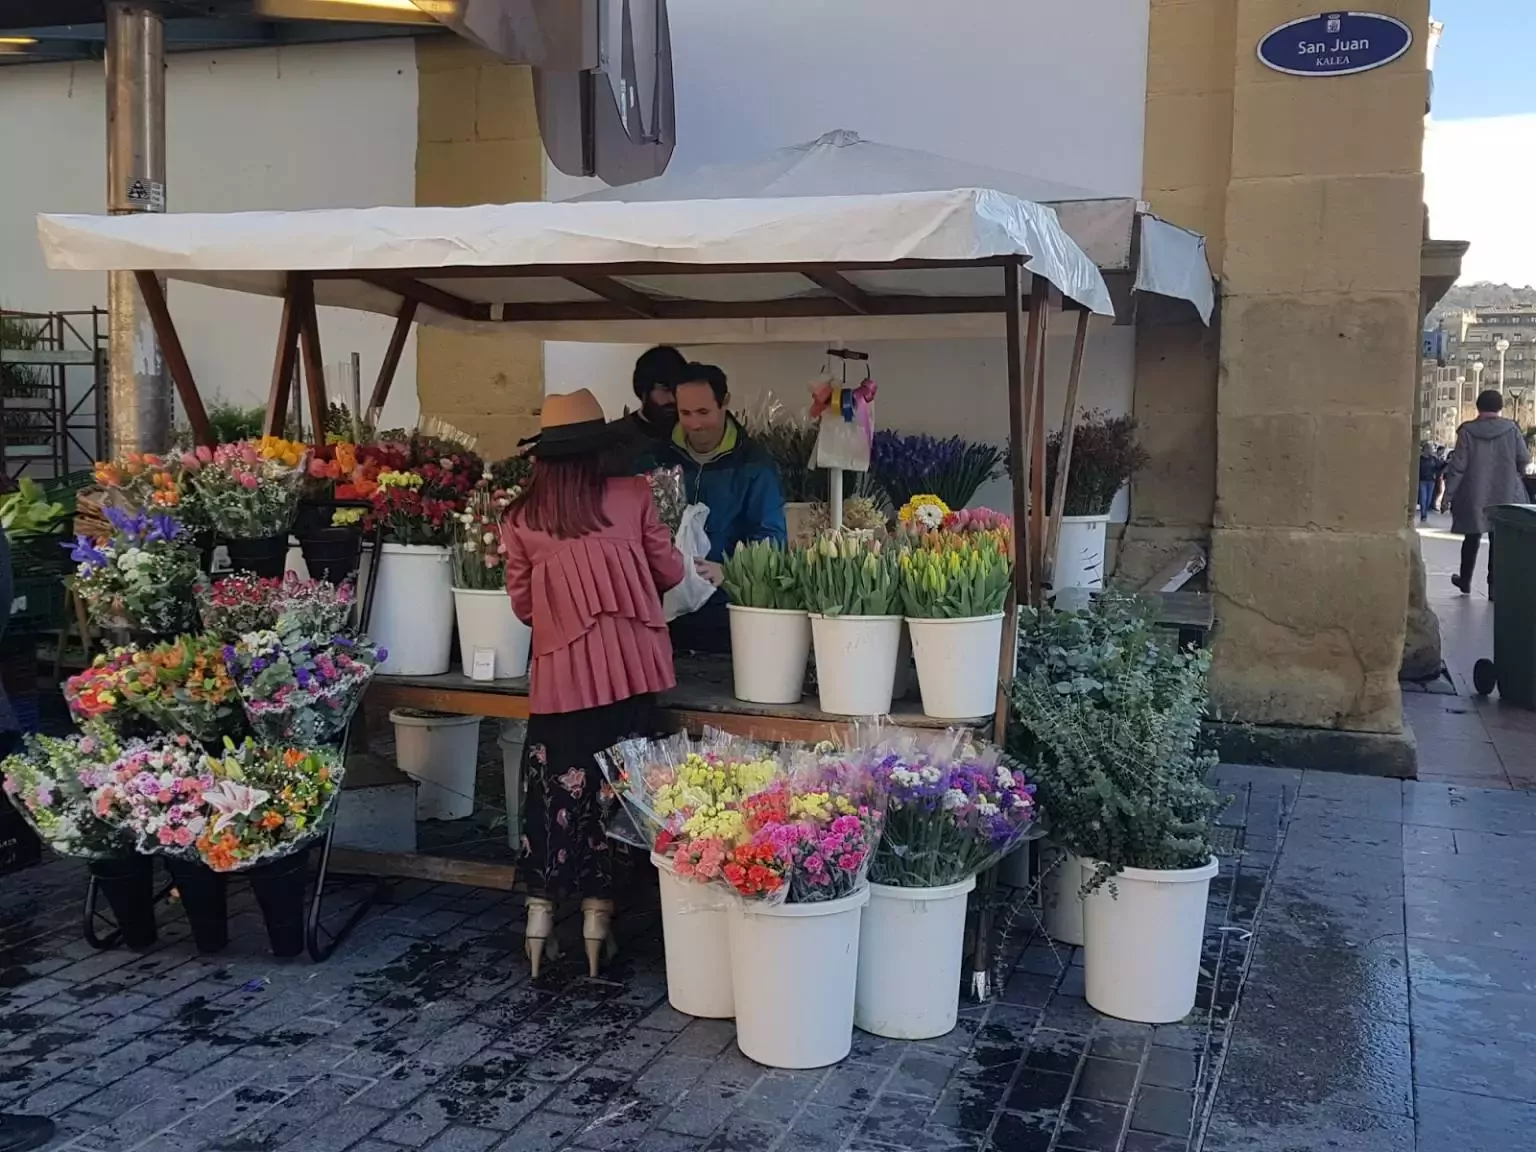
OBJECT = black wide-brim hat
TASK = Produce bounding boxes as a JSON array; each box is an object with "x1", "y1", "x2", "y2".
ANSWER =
[{"x1": 522, "y1": 388, "x2": 628, "y2": 458}]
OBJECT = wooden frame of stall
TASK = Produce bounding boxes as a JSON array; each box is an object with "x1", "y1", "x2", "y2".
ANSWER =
[{"x1": 133, "y1": 254, "x2": 1096, "y2": 987}]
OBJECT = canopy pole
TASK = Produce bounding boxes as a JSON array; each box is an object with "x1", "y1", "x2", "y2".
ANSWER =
[
  {"x1": 369, "y1": 297, "x2": 417, "y2": 420},
  {"x1": 1027, "y1": 289, "x2": 1050, "y2": 608},
  {"x1": 1005, "y1": 264, "x2": 1032, "y2": 598},
  {"x1": 296, "y1": 275, "x2": 329, "y2": 444},
  {"x1": 131, "y1": 271, "x2": 212, "y2": 447},
  {"x1": 105, "y1": 2, "x2": 169, "y2": 457},
  {"x1": 264, "y1": 275, "x2": 302, "y2": 438},
  {"x1": 1043, "y1": 309, "x2": 1091, "y2": 591}
]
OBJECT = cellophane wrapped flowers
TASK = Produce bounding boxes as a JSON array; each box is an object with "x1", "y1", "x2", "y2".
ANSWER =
[
  {"x1": 94, "y1": 450, "x2": 208, "y2": 529},
  {"x1": 196, "y1": 572, "x2": 356, "y2": 639},
  {"x1": 91, "y1": 734, "x2": 214, "y2": 854},
  {"x1": 225, "y1": 629, "x2": 384, "y2": 746},
  {"x1": 63, "y1": 650, "x2": 142, "y2": 735},
  {"x1": 71, "y1": 508, "x2": 201, "y2": 636},
  {"x1": 646, "y1": 466, "x2": 687, "y2": 536},
  {"x1": 182, "y1": 438, "x2": 308, "y2": 538},
  {"x1": 1, "y1": 730, "x2": 133, "y2": 858},
  {"x1": 867, "y1": 730, "x2": 1038, "y2": 889},
  {"x1": 194, "y1": 740, "x2": 342, "y2": 871},
  {"x1": 110, "y1": 636, "x2": 246, "y2": 744}
]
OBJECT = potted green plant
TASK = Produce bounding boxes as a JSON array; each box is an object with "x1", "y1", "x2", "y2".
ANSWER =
[
  {"x1": 1045, "y1": 411, "x2": 1149, "y2": 590},
  {"x1": 1008, "y1": 598, "x2": 1225, "y2": 1023},
  {"x1": 796, "y1": 533, "x2": 901, "y2": 715},
  {"x1": 721, "y1": 540, "x2": 808, "y2": 704},
  {"x1": 898, "y1": 531, "x2": 1013, "y2": 719}
]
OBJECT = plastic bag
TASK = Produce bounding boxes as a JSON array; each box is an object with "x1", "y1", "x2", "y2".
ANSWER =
[
  {"x1": 810, "y1": 376, "x2": 877, "y2": 472},
  {"x1": 663, "y1": 503, "x2": 717, "y2": 621}
]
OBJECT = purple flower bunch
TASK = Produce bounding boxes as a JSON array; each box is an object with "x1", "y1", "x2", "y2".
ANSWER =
[
  {"x1": 70, "y1": 508, "x2": 201, "y2": 636},
  {"x1": 869, "y1": 431, "x2": 1006, "y2": 512},
  {"x1": 868, "y1": 737, "x2": 1037, "y2": 888},
  {"x1": 224, "y1": 629, "x2": 384, "y2": 746}
]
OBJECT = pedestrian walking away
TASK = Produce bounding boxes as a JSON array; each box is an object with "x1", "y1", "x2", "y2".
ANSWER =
[{"x1": 1444, "y1": 389, "x2": 1531, "y2": 596}]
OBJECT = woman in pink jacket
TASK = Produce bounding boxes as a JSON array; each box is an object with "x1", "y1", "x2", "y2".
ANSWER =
[{"x1": 501, "y1": 389, "x2": 684, "y2": 978}]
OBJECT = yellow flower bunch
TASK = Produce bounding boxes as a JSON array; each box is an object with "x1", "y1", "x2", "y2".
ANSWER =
[
  {"x1": 377, "y1": 469, "x2": 424, "y2": 490},
  {"x1": 257, "y1": 436, "x2": 307, "y2": 469},
  {"x1": 682, "y1": 805, "x2": 746, "y2": 843},
  {"x1": 897, "y1": 493, "x2": 951, "y2": 530},
  {"x1": 652, "y1": 753, "x2": 778, "y2": 819},
  {"x1": 331, "y1": 507, "x2": 365, "y2": 526}
]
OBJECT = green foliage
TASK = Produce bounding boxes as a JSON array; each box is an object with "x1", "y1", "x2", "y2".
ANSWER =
[
  {"x1": 489, "y1": 453, "x2": 533, "y2": 494},
  {"x1": 1045, "y1": 410, "x2": 1149, "y2": 517},
  {"x1": 0, "y1": 316, "x2": 49, "y2": 401},
  {"x1": 208, "y1": 402, "x2": 267, "y2": 444},
  {"x1": 897, "y1": 540, "x2": 1011, "y2": 619},
  {"x1": 0, "y1": 478, "x2": 68, "y2": 537},
  {"x1": 722, "y1": 540, "x2": 803, "y2": 611},
  {"x1": 1006, "y1": 597, "x2": 1226, "y2": 888},
  {"x1": 795, "y1": 532, "x2": 899, "y2": 617}
]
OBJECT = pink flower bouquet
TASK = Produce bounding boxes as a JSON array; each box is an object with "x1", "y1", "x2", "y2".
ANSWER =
[{"x1": 0, "y1": 731, "x2": 132, "y2": 858}]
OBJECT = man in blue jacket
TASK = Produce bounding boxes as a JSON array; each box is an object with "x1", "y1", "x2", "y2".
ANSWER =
[{"x1": 655, "y1": 363, "x2": 786, "y2": 653}]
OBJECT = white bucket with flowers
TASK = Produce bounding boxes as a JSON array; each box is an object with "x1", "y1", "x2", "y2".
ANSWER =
[
  {"x1": 721, "y1": 541, "x2": 809, "y2": 705},
  {"x1": 797, "y1": 532, "x2": 902, "y2": 717},
  {"x1": 370, "y1": 468, "x2": 455, "y2": 676},
  {"x1": 854, "y1": 737, "x2": 1038, "y2": 1039},
  {"x1": 898, "y1": 507, "x2": 1014, "y2": 720},
  {"x1": 451, "y1": 473, "x2": 529, "y2": 679}
]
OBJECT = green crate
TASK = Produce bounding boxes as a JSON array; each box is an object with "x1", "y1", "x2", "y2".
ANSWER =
[
  {"x1": 9, "y1": 574, "x2": 65, "y2": 632},
  {"x1": 10, "y1": 532, "x2": 73, "y2": 578}
]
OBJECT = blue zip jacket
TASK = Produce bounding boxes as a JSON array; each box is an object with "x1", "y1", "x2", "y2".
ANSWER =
[{"x1": 650, "y1": 417, "x2": 787, "y2": 562}]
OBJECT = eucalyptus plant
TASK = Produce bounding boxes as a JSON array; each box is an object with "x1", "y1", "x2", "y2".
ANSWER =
[
  {"x1": 1007, "y1": 598, "x2": 1225, "y2": 890},
  {"x1": 721, "y1": 540, "x2": 803, "y2": 611},
  {"x1": 795, "y1": 532, "x2": 899, "y2": 617}
]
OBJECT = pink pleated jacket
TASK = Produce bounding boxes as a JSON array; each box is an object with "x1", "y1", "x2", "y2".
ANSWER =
[{"x1": 501, "y1": 475, "x2": 685, "y2": 715}]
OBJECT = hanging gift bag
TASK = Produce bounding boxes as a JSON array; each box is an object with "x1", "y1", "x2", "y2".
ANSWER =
[{"x1": 810, "y1": 356, "x2": 877, "y2": 473}]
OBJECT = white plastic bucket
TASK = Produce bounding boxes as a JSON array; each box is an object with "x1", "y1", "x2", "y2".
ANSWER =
[
  {"x1": 452, "y1": 587, "x2": 532, "y2": 679},
  {"x1": 854, "y1": 877, "x2": 976, "y2": 1040},
  {"x1": 1083, "y1": 856, "x2": 1219, "y2": 1023},
  {"x1": 498, "y1": 720, "x2": 526, "y2": 850},
  {"x1": 808, "y1": 615, "x2": 903, "y2": 716},
  {"x1": 372, "y1": 545, "x2": 454, "y2": 675},
  {"x1": 727, "y1": 606, "x2": 811, "y2": 704},
  {"x1": 728, "y1": 887, "x2": 869, "y2": 1068},
  {"x1": 907, "y1": 613, "x2": 1005, "y2": 719},
  {"x1": 1055, "y1": 515, "x2": 1110, "y2": 591},
  {"x1": 390, "y1": 709, "x2": 482, "y2": 821},
  {"x1": 1040, "y1": 843, "x2": 1086, "y2": 947},
  {"x1": 653, "y1": 853, "x2": 735, "y2": 1019}
]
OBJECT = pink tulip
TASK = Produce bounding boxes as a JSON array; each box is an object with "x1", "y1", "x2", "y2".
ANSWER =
[{"x1": 239, "y1": 474, "x2": 259, "y2": 490}]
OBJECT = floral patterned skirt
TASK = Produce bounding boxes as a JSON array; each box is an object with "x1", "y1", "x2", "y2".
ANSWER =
[{"x1": 520, "y1": 693, "x2": 657, "y2": 899}]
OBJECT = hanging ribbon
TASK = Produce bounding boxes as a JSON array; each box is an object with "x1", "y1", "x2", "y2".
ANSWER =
[{"x1": 809, "y1": 378, "x2": 879, "y2": 451}]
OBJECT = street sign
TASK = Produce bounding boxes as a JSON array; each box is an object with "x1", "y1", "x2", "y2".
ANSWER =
[{"x1": 1258, "y1": 11, "x2": 1414, "y2": 78}]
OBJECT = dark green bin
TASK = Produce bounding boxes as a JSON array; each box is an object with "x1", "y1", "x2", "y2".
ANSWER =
[{"x1": 1483, "y1": 504, "x2": 1536, "y2": 709}]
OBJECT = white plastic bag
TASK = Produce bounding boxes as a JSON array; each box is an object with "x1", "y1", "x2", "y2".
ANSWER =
[
  {"x1": 810, "y1": 376, "x2": 877, "y2": 472},
  {"x1": 664, "y1": 503, "x2": 717, "y2": 621}
]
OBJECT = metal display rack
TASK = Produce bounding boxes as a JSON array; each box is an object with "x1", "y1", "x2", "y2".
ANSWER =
[{"x1": 0, "y1": 308, "x2": 108, "y2": 484}]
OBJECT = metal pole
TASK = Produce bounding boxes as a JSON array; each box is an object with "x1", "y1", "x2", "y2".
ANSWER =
[{"x1": 105, "y1": 2, "x2": 169, "y2": 457}]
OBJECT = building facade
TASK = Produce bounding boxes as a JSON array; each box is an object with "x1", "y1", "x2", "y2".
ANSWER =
[{"x1": 1439, "y1": 308, "x2": 1536, "y2": 428}]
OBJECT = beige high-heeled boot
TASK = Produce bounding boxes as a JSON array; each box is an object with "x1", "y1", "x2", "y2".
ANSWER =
[
  {"x1": 580, "y1": 898, "x2": 617, "y2": 977},
  {"x1": 524, "y1": 897, "x2": 560, "y2": 978}
]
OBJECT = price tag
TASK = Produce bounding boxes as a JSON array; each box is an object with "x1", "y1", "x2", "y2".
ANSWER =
[{"x1": 470, "y1": 647, "x2": 497, "y2": 682}]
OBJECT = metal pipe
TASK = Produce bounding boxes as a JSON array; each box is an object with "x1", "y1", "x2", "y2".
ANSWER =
[{"x1": 105, "y1": 2, "x2": 169, "y2": 457}]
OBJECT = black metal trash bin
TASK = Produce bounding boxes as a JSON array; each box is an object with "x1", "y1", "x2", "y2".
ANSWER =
[{"x1": 1476, "y1": 504, "x2": 1536, "y2": 709}]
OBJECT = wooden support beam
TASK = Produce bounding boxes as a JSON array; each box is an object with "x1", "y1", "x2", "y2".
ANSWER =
[
  {"x1": 1043, "y1": 308, "x2": 1092, "y2": 591},
  {"x1": 1004, "y1": 262, "x2": 1031, "y2": 604},
  {"x1": 358, "y1": 273, "x2": 483, "y2": 322},
  {"x1": 564, "y1": 273, "x2": 658, "y2": 318},
  {"x1": 313, "y1": 257, "x2": 1017, "y2": 282},
  {"x1": 801, "y1": 269, "x2": 873, "y2": 314},
  {"x1": 295, "y1": 275, "x2": 329, "y2": 445},
  {"x1": 485, "y1": 295, "x2": 1010, "y2": 323},
  {"x1": 263, "y1": 276, "x2": 302, "y2": 438},
  {"x1": 327, "y1": 848, "x2": 518, "y2": 891},
  {"x1": 368, "y1": 296, "x2": 417, "y2": 417},
  {"x1": 1028, "y1": 299, "x2": 1049, "y2": 608},
  {"x1": 132, "y1": 271, "x2": 214, "y2": 447}
]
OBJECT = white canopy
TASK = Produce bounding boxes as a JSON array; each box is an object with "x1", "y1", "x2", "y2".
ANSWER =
[
  {"x1": 573, "y1": 130, "x2": 1215, "y2": 324},
  {"x1": 37, "y1": 185, "x2": 1115, "y2": 342}
]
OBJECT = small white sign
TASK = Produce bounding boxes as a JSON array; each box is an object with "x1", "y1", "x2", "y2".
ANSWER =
[{"x1": 470, "y1": 647, "x2": 497, "y2": 682}]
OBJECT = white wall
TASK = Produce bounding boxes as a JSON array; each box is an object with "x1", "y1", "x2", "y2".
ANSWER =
[
  {"x1": 546, "y1": 0, "x2": 1149, "y2": 515},
  {"x1": 0, "y1": 39, "x2": 422, "y2": 432}
]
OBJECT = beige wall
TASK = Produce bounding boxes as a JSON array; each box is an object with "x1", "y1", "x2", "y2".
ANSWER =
[
  {"x1": 1143, "y1": 0, "x2": 1429, "y2": 732},
  {"x1": 413, "y1": 39, "x2": 545, "y2": 458}
]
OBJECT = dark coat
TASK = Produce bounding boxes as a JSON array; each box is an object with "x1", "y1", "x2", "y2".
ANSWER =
[{"x1": 1445, "y1": 417, "x2": 1532, "y2": 535}]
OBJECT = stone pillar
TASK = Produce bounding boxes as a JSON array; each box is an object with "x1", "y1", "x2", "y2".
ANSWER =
[
  {"x1": 413, "y1": 38, "x2": 546, "y2": 457},
  {"x1": 1207, "y1": 1, "x2": 1428, "y2": 734}
]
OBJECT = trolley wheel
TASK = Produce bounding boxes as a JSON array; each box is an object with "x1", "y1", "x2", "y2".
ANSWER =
[
  {"x1": 83, "y1": 876, "x2": 123, "y2": 951},
  {"x1": 1473, "y1": 658, "x2": 1498, "y2": 697}
]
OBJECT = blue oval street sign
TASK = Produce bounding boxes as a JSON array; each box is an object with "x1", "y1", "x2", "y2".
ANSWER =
[{"x1": 1258, "y1": 11, "x2": 1414, "y2": 78}]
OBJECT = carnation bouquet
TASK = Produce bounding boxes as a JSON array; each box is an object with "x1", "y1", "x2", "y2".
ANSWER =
[
  {"x1": 452, "y1": 473, "x2": 519, "y2": 590},
  {"x1": 196, "y1": 572, "x2": 356, "y2": 639},
  {"x1": 90, "y1": 735, "x2": 214, "y2": 854},
  {"x1": 1, "y1": 731, "x2": 133, "y2": 858},
  {"x1": 193, "y1": 740, "x2": 342, "y2": 871},
  {"x1": 867, "y1": 730, "x2": 1038, "y2": 888},
  {"x1": 225, "y1": 628, "x2": 384, "y2": 745},
  {"x1": 71, "y1": 508, "x2": 201, "y2": 636},
  {"x1": 367, "y1": 469, "x2": 460, "y2": 546},
  {"x1": 182, "y1": 437, "x2": 309, "y2": 538}
]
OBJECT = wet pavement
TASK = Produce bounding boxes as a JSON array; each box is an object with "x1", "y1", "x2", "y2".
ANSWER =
[{"x1": 0, "y1": 761, "x2": 1530, "y2": 1152}]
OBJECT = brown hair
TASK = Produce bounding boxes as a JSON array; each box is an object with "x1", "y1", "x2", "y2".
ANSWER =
[{"x1": 510, "y1": 455, "x2": 613, "y2": 539}]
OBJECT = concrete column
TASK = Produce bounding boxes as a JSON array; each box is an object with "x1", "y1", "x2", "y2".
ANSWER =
[{"x1": 105, "y1": 2, "x2": 170, "y2": 456}]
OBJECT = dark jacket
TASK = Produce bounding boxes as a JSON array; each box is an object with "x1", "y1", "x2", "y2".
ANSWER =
[
  {"x1": 614, "y1": 410, "x2": 676, "y2": 475},
  {"x1": 648, "y1": 417, "x2": 787, "y2": 562},
  {"x1": 1445, "y1": 417, "x2": 1532, "y2": 535},
  {"x1": 1418, "y1": 452, "x2": 1444, "y2": 484}
]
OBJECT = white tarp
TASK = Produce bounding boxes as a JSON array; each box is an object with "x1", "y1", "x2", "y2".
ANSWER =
[
  {"x1": 572, "y1": 130, "x2": 1215, "y2": 323},
  {"x1": 37, "y1": 186, "x2": 1114, "y2": 321}
]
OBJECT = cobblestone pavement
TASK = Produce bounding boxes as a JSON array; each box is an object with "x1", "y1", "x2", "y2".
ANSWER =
[{"x1": 0, "y1": 761, "x2": 1530, "y2": 1152}]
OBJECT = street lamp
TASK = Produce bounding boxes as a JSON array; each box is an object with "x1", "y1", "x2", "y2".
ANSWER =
[
  {"x1": 1472, "y1": 360, "x2": 1485, "y2": 395},
  {"x1": 1497, "y1": 338, "x2": 1511, "y2": 392},
  {"x1": 1510, "y1": 385, "x2": 1527, "y2": 428}
]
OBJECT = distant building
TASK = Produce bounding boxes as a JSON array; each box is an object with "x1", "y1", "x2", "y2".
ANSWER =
[{"x1": 1437, "y1": 307, "x2": 1536, "y2": 429}]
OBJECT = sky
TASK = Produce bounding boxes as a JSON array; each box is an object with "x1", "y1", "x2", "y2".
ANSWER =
[{"x1": 1424, "y1": 3, "x2": 1536, "y2": 286}]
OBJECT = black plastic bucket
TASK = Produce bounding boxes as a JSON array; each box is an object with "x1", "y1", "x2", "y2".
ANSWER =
[
  {"x1": 88, "y1": 856, "x2": 158, "y2": 948},
  {"x1": 225, "y1": 534, "x2": 289, "y2": 579},
  {"x1": 298, "y1": 527, "x2": 363, "y2": 586},
  {"x1": 165, "y1": 858, "x2": 229, "y2": 954},
  {"x1": 247, "y1": 847, "x2": 312, "y2": 958}
]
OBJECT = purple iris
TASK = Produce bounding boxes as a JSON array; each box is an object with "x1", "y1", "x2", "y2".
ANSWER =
[
  {"x1": 70, "y1": 535, "x2": 109, "y2": 572},
  {"x1": 104, "y1": 506, "x2": 148, "y2": 540},
  {"x1": 145, "y1": 513, "x2": 182, "y2": 544}
]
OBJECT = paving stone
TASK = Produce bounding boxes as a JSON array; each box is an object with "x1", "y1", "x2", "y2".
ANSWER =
[
  {"x1": 350, "y1": 1060, "x2": 451, "y2": 1109},
  {"x1": 425, "y1": 1125, "x2": 505, "y2": 1152},
  {"x1": 1057, "y1": 1098, "x2": 1126, "y2": 1150},
  {"x1": 656, "y1": 1086, "x2": 740, "y2": 1138},
  {"x1": 986, "y1": 1109, "x2": 1056, "y2": 1152},
  {"x1": 490, "y1": 1109, "x2": 583, "y2": 1152},
  {"x1": 884, "y1": 1049, "x2": 960, "y2": 1100},
  {"x1": 1075, "y1": 1057, "x2": 1138, "y2": 1104},
  {"x1": 1141, "y1": 1046, "x2": 1197, "y2": 1091}
]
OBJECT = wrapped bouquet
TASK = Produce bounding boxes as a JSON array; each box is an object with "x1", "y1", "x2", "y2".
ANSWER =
[
  {"x1": 0, "y1": 731, "x2": 133, "y2": 858},
  {"x1": 194, "y1": 740, "x2": 342, "y2": 871},
  {"x1": 196, "y1": 572, "x2": 356, "y2": 639},
  {"x1": 71, "y1": 508, "x2": 201, "y2": 636},
  {"x1": 225, "y1": 629, "x2": 384, "y2": 746},
  {"x1": 113, "y1": 636, "x2": 246, "y2": 744},
  {"x1": 182, "y1": 437, "x2": 309, "y2": 539}
]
